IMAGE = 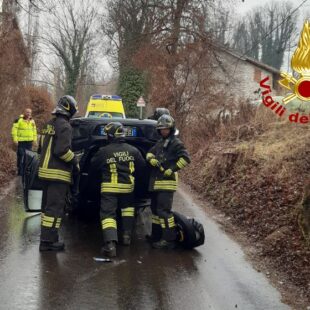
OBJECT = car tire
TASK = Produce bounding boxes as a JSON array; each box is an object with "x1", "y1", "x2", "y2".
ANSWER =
[{"x1": 173, "y1": 211, "x2": 205, "y2": 249}]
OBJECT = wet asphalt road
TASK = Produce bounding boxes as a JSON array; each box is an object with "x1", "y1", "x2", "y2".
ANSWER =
[{"x1": 0, "y1": 181, "x2": 290, "y2": 310}]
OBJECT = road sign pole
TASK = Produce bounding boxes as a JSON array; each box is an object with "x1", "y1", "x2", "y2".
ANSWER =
[{"x1": 140, "y1": 106, "x2": 143, "y2": 119}]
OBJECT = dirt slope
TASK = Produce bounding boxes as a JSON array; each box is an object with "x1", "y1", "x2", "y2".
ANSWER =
[{"x1": 183, "y1": 121, "x2": 310, "y2": 303}]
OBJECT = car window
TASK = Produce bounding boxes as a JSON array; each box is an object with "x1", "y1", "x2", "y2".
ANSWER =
[{"x1": 88, "y1": 111, "x2": 124, "y2": 118}]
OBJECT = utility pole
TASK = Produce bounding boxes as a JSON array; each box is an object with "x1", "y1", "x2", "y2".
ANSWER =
[
  {"x1": 26, "y1": 0, "x2": 33, "y2": 83},
  {"x1": 26, "y1": 0, "x2": 39, "y2": 83},
  {"x1": 27, "y1": 0, "x2": 33, "y2": 50}
]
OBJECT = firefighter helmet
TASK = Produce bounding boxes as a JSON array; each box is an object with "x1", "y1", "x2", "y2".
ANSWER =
[
  {"x1": 53, "y1": 95, "x2": 78, "y2": 118},
  {"x1": 156, "y1": 114, "x2": 175, "y2": 130},
  {"x1": 104, "y1": 122, "x2": 125, "y2": 140},
  {"x1": 153, "y1": 108, "x2": 170, "y2": 120}
]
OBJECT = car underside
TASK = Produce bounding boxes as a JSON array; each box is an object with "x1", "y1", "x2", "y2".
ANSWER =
[
  {"x1": 70, "y1": 117, "x2": 159, "y2": 209},
  {"x1": 23, "y1": 117, "x2": 205, "y2": 249}
]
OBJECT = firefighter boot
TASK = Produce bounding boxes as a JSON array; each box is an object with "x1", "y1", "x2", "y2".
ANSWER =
[
  {"x1": 152, "y1": 239, "x2": 176, "y2": 249},
  {"x1": 146, "y1": 215, "x2": 162, "y2": 243},
  {"x1": 122, "y1": 231, "x2": 131, "y2": 246},
  {"x1": 101, "y1": 241, "x2": 116, "y2": 258},
  {"x1": 39, "y1": 241, "x2": 65, "y2": 252}
]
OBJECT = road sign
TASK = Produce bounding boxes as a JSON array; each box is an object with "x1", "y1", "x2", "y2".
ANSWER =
[{"x1": 137, "y1": 96, "x2": 146, "y2": 107}]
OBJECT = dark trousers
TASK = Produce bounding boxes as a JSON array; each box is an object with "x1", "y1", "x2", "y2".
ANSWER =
[
  {"x1": 151, "y1": 191, "x2": 177, "y2": 242},
  {"x1": 40, "y1": 181, "x2": 69, "y2": 243},
  {"x1": 100, "y1": 193, "x2": 135, "y2": 243},
  {"x1": 17, "y1": 141, "x2": 32, "y2": 175}
]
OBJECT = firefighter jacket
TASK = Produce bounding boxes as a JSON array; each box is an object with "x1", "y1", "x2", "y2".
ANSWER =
[
  {"x1": 11, "y1": 115, "x2": 37, "y2": 143},
  {"x1": 147, "y1": 136, "x2": 190, "y2": 192},
  {"x1": 90, "y1": 140, "x2": 145, "y2": 194},
  {"x1": 38, "y1": 115, "x2": 76, "y2": 184}
]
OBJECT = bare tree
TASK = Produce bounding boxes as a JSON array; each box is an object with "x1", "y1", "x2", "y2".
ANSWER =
[
  {"x1": 102, "y1": 0, "x2": 166, "y2": 72},
  {"x1": 205, "y1": 0, "x2": 236, "y2": 45},
  {"x1": 231, "y1": 1, "x2": 298, "y2": 69},
  {"x1": 102, "y1": 0, "x2": 240, "y2": 121},
  {"x1": 102, "y1": 0, "x2": 217, "y2": 68},
  {"x1": 259, "y1": 2, "x2": 298, "y2": 69},
  {"x1": 232, "y1": 21, "x2": 249, "y2": 54},
  {"x1": 232, "y1": 11, "x2": 261, "y2": 59},
  {"x1": 42, "y1": 0, "x2": 98, "y2": 96}
]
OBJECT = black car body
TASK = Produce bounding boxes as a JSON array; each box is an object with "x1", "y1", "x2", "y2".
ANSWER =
[
  {"x1": 23, "y1": 117, "x2": 205, "y2": 249},
  {"x1": 70, "y1": 117, "x2": 159, "y2": 208},
  {"x1": 23, "y1": 117, "x2": 159, "y2": 211}
]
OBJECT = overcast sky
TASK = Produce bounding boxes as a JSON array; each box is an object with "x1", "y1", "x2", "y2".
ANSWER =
[
  {"x1": 236, "y1": 0, "x2": 272, "y2": 14},
  {"x1": 236, "y1": 0, "x2": 310, "y2": 15}
]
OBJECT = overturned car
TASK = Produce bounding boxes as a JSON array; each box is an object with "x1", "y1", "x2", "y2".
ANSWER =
[{"x1": 23, "y1": 117, "x2": 205, "y2": 249}]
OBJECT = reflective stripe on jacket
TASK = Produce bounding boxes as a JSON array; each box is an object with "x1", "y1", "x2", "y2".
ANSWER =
[
  {"x1": 147, "y1": 136, "x2": 190, "y2": 192},
  {"x1": 11, "y1": 115, "x2": 37, "y2": 143},
  {"x1": 90, "y1": 140, "x2": 145, "y2": 194},
  {"x1": 38, "y1": 115, "x2": 76, "y2": 184}
]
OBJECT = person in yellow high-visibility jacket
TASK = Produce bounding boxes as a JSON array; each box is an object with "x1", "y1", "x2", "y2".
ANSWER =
[{"x1": 11, "y1": 108, "x2": 37, "y2": 175}]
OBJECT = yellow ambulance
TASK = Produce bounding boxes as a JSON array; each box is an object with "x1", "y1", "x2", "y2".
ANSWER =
[{"x1": 85, "y1": 94, "x2": 126, "y2": 118}]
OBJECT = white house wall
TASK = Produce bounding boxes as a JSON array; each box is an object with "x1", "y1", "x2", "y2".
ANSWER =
[{"x1": 211, "y1": 51, "x2": 278, "y2": 103}]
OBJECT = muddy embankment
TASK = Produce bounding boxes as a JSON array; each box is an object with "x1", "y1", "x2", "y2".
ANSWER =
[{"x1": 183, "y1": 121, "x2": 310, "y2": 304}]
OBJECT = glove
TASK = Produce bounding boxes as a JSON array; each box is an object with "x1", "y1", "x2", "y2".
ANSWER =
[
  {"x1": 149, "y1": 158, "x2": 160, "y2": 168},
  {"x1": 146, "y1": 153, "x2": 155, "y2": 160},
  {"x1": 164, "y1": 168, "x2": 173, "y2": 177}
]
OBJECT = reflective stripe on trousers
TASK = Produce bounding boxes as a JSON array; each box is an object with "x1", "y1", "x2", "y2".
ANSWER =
[
  {"x1": 41, "y1": 213, "x2": 62, "y2": 228},
  {"x1": 40, "y1": 182, "x2": 68, "y2": 243}
]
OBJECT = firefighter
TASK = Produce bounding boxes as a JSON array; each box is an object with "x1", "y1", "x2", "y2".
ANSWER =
[
  {"x1": 146, "y1": 114, "x2": 190, "y2": 249},
  {"x1": 148, "y1": 107, "x2": 170, "y2": 120},
  {"x1": 11, "y1": 108, "x2": 37, "y2": 175},
  {"x1": 38, "y1": 95, "x2": 79, "y2": 252},
  {"x1": 90, "y1": 122, "x2": 145, "y2": 258}
]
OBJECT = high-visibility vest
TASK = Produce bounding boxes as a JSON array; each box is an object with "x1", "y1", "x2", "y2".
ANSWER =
[{"x1": 11, "y1": 115, "x2": 37, "y2": 143}]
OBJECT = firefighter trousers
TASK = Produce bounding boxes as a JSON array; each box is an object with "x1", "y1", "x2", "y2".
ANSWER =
[
  {"x1": 100, "y1": 193, "x2": 135, "y2": 243},
  {"x1": 151, "y1": 191, "x2": 177, "y2": 242},
  {"x1": 40, "y1": 181, "x2": 69, "y2": 243}
]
